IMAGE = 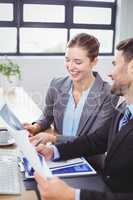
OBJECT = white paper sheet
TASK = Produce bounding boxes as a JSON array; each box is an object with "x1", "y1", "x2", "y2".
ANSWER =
[
  {"x1": 47, "y1": 158, "x2": 84, "y2": 168},
  {"x1": 0, "y1": 103, "x2": 52, "y2": 179}
]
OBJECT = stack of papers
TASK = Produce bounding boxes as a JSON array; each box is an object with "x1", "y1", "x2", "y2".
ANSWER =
[
  {"x1": 49, "y1": 157, "x2": 96, "y2": 177},
  {"x1": 21, "y1": 156, "x2": 96, "y2": 178}
]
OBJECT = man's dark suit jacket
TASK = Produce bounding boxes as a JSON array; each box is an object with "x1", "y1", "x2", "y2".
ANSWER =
[{"x1": 56, "y1": 108, "x2": 133, "y2": 200}]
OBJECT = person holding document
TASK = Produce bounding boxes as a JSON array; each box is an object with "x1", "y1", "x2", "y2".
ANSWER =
[
  {"x1": 34, "y1": 38, "x2": 133, "y2": 200},
  {"x1": 24, "y1": 33, "x2": 118, "y2": 146}
]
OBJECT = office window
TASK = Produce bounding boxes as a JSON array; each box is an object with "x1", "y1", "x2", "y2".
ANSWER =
[
  {"x1": 87, "y1": 0, "x2": 115, "y2": 2},
  {"x1": 74, "y1": 7, "x2": 111, "y2": 24},
  {"x1": 23, "y1": 4, "x2": 65, "y2": 23},
  {"x1": 0, "y1": 28, "x2": 17, "y2": 53},
  {"x1": 0, "y1": 3, "x2": 13, "y2": 21},
  {"x1": 0, "y1": 0, "x2": 116, "y2": 56},
  {"x1": 20, "y1": 28, "x2": 67, "y2": 53},
  {"x1": 70, "y1": 29, "x2": 113, "y2": 53}
]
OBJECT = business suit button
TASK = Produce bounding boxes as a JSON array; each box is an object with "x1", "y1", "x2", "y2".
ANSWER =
[{"x1": 106, "y1": 176, "x2": 110, "y2": 179}]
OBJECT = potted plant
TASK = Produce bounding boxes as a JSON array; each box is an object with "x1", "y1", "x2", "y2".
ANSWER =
[{"x1": 0, "y1": 58, "x2": 21, "y2": 94}]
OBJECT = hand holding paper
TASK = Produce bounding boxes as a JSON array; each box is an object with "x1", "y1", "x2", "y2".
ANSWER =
[
  {"x1": 14, "y1": 130, "x2": 52, "y2": 179},
  {"x1": 35, "y1": 143, "x2": 54, "y2": 161},
  {"x1": 0, "y1": 103, "x2": 52, "y2": 179},
  {"x1": 34, "y1": 172, "x2": 75, "y2": 200}
]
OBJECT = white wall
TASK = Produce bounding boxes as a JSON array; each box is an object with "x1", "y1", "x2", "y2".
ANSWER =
[
  {"x1": 0, "y1": 0, "x2": 133, "y2": 109},
  {"x1": 116, "y1": 0, "x2": 133, "y2": 43},
  {"x1": 0, "y1": 56, "x2": 113, "y2": 108}
]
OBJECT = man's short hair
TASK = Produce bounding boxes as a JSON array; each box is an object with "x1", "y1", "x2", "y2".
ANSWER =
[{"x1": 116, "y1": 38, "x2": 133, "y2": 62}]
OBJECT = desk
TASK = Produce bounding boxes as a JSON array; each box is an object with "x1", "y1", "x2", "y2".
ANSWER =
[
  {"x1": 0, "y1": 87, "x2": 109, "y2": 199},
  {"x1": 0, "y1": 144, "x2": 39, "y2": 200},
  {"x1": 0, "y1": 191, "x2": 38, "y2": 200},
  {"x1": 0, "y1": 87, "x2": 42, "y2": 200},
  {"x1": 0, "y1": 148, "x2": 109, "y2": 200},
  {"x1": 62, "y1": 175, "x2": 109, "y2": 192},
  {"x1": 22, "y1": 173, "x2": 110, "y2": 199}
]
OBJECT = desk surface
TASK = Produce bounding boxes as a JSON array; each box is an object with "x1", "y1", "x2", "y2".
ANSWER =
[
  {"x1": 0, "y1": 191, "x2": 38, "y2": 200},
  {"x1": 0, "y1": 143, "x2": 109, "y2": 200},
  {"x1": 0, "y1": 144, "x2": 39, "y2": 200},
  {"x1": 0, "y1": 87, "x2": 109, "y2": 199},
  {"x1": 62, "y1": 175, "x2": 109, "y2": 192},
  {"x1": 0, "y1": 87, "x2": 42, "y2": 199},
  {"x1": 22, "y1": 173, "x2": 110, "y2": 200}
]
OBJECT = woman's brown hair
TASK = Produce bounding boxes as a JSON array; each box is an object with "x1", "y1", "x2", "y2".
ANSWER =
[{"x1": 67, "y1": 33, "x2": 100, "y2": 61}]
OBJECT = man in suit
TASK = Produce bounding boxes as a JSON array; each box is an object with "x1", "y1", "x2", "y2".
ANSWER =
[{"x1": 35, "y1": 37, "x2": 133, "y2": 200}]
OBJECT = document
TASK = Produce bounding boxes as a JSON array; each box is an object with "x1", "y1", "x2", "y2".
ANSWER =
[
  {"x1": 21, "y1": 156, "x2": 96, "y2": 178},
  {"x1": 47, "y1": 157, "x2": 85, "y2": 168},
  {"x1": 0, "y1": 103, "x2": 52, "y2": 179}
]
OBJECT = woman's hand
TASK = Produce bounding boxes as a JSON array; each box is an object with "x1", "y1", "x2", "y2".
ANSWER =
[
  {"x1": 23, "y1": 122, "x2": 41, "y2": 136},
  {"x1": 34, "y1": 172, "x2": 75, "y2": 200},
  {"x1": 35, "y1": 143, "x2": 54, "y2": 161},
  {"x1": 29, "y1": 132, "x2": 57, "y2": 145}
]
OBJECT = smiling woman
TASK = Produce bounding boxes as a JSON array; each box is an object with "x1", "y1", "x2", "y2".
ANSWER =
[
  {"x1": 64, "y1": 33, "x2": 99, "y2": 90},
  {"x1": 24, "y1": 33, "x2": 119, "y2": 170}
]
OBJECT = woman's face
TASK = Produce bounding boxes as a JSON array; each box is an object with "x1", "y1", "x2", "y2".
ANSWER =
[{"x1": 65, "y1": 46, "x2": 97, "y2": 82}]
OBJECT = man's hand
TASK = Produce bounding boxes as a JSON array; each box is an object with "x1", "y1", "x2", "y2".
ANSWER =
[
  {"x1": 23, "y1": 122, "x2": 41, "y2": 136},
  {"x1": 35, "y1": 143, "x2": 54, "y2": 161},
  {"x1": 34, "y1": 172, "x2": 75, "y2": 200},
  {"x1": 29, "y1": 132, "x2": 57, "y2": 145}
]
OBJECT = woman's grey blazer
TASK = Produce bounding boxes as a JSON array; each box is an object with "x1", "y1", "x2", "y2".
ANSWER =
[{"x1": 37, "y1": 72, "x2": 119, "y2": 142}]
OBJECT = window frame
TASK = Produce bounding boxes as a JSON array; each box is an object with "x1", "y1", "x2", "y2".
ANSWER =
[{"x1": 0, "y1": 0, "x2": 117, "y2": 56}]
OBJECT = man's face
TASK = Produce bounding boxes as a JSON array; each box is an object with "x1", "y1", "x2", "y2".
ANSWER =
[{"x1": 109, "y1": 51, "x2": 131, "y2": 96}]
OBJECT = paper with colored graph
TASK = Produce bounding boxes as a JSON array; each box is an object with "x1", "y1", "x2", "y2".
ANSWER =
[{"x1": 0, "y1": 103, "x2": 52, "y2": 179}]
